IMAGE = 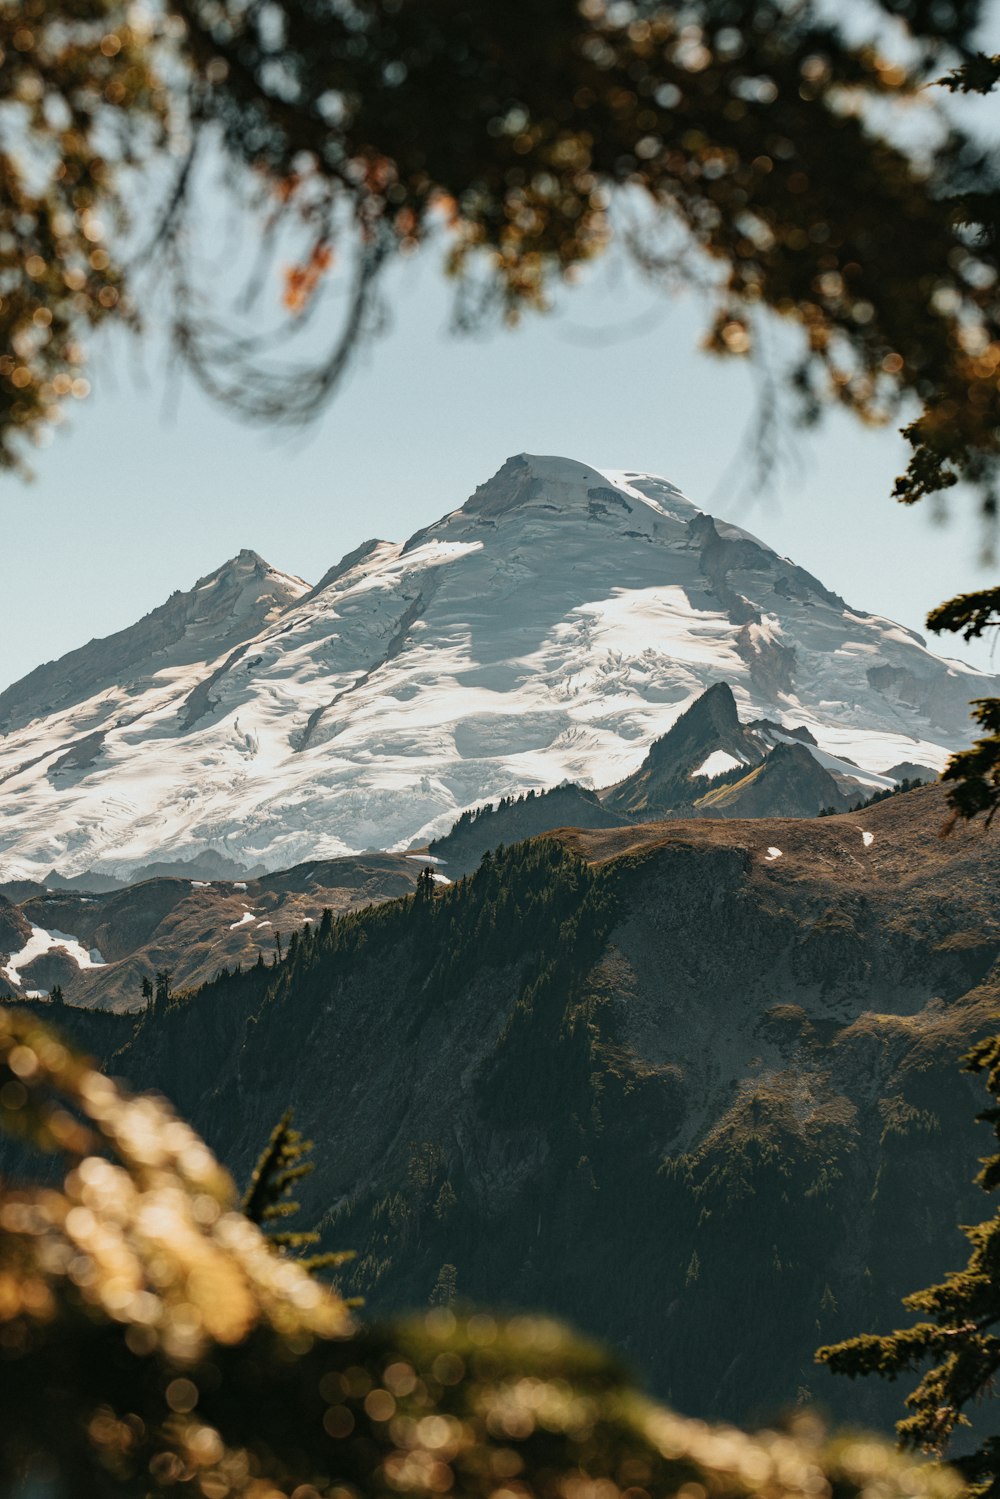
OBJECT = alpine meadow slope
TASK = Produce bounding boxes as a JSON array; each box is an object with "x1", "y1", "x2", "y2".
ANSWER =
[{"x1": 0, "y1": 454, "x2": 994, "y2": 884}]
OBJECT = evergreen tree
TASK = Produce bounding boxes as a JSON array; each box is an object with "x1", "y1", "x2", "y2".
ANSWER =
[
  {"x1": 927, "y1": 589, "x2": 1000, "y2": 824},
  {"x1": 153, "y1": 968, "x2": 172, "y2": 1015},
  {"x1": 49, "y1": 984, "x2": 64, "y2": 1007},
  {"x1": 140, "y1": 975, "x2": 154, "y2": 1008},
  {"x1": 818, "y1": 1033, "x2": 1000, "y2": 1494}
]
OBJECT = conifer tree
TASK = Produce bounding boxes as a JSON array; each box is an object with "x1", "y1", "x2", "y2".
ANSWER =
[
  {"x1": 927, "y1": 590, "x2": 1000, "y2": 825},
  {"x1": 153, "y1": 968, "x2": 172, "y2": 1015},
  {"x1": 818, "y1": 1033, "x2": 1000, "y2": 1494}
]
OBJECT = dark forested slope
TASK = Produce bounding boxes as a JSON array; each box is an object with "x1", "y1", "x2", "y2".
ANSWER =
[{"x1": 20, "y1": 786, "x2": 1000, "y2": 1431}]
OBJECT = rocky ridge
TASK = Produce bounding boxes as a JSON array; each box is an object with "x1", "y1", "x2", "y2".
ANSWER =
[{"x1": 0, "y1": 853, "x2": 422, "y2": 1010}]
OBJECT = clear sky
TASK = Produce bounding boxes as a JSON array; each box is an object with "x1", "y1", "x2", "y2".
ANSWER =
[{"x1": 2, "y1": 242, "x2": 996, "y2": 693}]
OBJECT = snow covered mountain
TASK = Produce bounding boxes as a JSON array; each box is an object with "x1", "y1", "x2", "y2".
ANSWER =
[{"x1": 0, "y1": 453, "x2": 994, "y2": 882}]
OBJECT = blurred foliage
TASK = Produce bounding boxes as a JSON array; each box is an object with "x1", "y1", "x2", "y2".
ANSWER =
[
  {"x1": 926, "y1": 589, "x2": 1000, "y2": 824},
  {"x1": 0, "y1": 1005, "x2": 969, "y2": 1499},
  {"x1": 819, "y1": 1032, "x2": 1000, "y2": 1496},
  {"x1": 0, "y1": 0, "x2": 166, "y2": 473},
  {"x1": 1, "y1": 0, "x2": 999, "y2": 508}
]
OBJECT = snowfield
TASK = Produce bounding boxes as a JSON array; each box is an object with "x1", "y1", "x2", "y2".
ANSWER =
[
  {"x1": 0, "y1": 453, "x2": 994, "y2": 882},
  {"x1": 695, "y1": 750, "x2": 745, "y2": 779},
  {"x1": 1, "y1": 927, "x2": 106, "y2": 986}
]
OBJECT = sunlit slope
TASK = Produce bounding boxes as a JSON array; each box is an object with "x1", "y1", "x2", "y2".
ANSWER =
[{"x1": 0, "y1": 454, "x2": 993, "y2": 881}]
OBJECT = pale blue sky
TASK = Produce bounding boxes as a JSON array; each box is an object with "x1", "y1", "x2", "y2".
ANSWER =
[{"x1": 3, "y1": 245, "x2": 996, "y2": 692}]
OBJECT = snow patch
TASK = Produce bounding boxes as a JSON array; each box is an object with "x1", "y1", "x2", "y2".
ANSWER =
[
  {"x1": 0, "y1": 926, "x2": 107, "y2": 986},
  {"x1": 694, "y1": 750, "x2": 744, "y2": 780},
  {"x1": 862, "y1": 831, "x2": 874, "y2": 847},
  {"x1": 764, "y1": 847, "x2": 782, "y2": 861},
  {"x1": 228, "y1": 910, "x2": 256, "y2": 930}
]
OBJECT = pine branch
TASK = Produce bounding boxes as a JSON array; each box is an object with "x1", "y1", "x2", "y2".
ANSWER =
[
  {"x1": 940, "y1": 53, "x2": 1000, "y2": 95},
  {"x1": 241, "y1": 1109, "x2": 353, "y2": 1278},
  {"x1": 927, "y1": 588, "x2": 1000, "y2": 642},
  {"x1": 818, "y1": 1034, "x2": 1000, "y2": 1488},
  {"x1": 240, "y1": 1108, "x2": 297, "y2": 1225}
]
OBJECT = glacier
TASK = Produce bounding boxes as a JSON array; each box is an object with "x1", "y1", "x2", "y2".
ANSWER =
[{"x1": 0, "y1": 452, "x2": 994, "y2": 882}]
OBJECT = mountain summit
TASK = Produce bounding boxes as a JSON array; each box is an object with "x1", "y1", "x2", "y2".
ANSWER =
[
  {"x1": 0, "y1": 549, "x2": 307, "y2": 737},
  {"x1": 0, "y1": 455, "x2": 995, "y2": 881}
]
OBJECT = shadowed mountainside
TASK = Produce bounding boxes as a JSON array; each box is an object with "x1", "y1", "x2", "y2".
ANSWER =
[{"x1": 14, "y1": 784, "x2": 998, "y2": 1433}]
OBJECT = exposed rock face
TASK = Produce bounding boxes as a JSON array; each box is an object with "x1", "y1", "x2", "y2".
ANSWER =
[
  {"x1": 604, "y1": 681, "x2": 768, "y2": 815},
  {"x1": 691, "y1": 740, "x2": 847, "y2": 818},
  {"x1": 30, "y1": 785, "x2": 1000, "y2": 1433},
  {"x1": 0, "y1": 895, "x2": 30, "y2": 955},
  {"x1": 1, "y1": 455, "x2": 995, "y2": 882},
  {"x1": 602, "y1": 684, "x2": 858, "y2": 820}
]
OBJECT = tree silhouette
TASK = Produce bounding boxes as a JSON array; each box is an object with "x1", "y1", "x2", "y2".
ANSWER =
[{"x1": 154, "y1": 968, "x2": 173, "y2": 1015}]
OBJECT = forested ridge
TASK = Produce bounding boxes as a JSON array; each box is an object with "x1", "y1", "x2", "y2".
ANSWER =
[{"x1": 9, "y1": 787, "x2": 995, "y2": 1434}]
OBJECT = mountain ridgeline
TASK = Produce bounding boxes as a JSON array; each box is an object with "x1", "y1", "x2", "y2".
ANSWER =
[
  {"x1": 429, "y1": 682, "x2": 929, "y2": 876},
  {"x1": 0, "y1": 453, "x2": 992, "y2": 886},
  {"x1": 24, "y1": 784, "x2": 1000, "y2": 1433},
  {"x1": 0, "y1": 682, "x2": 933, "y2": 1010}
]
